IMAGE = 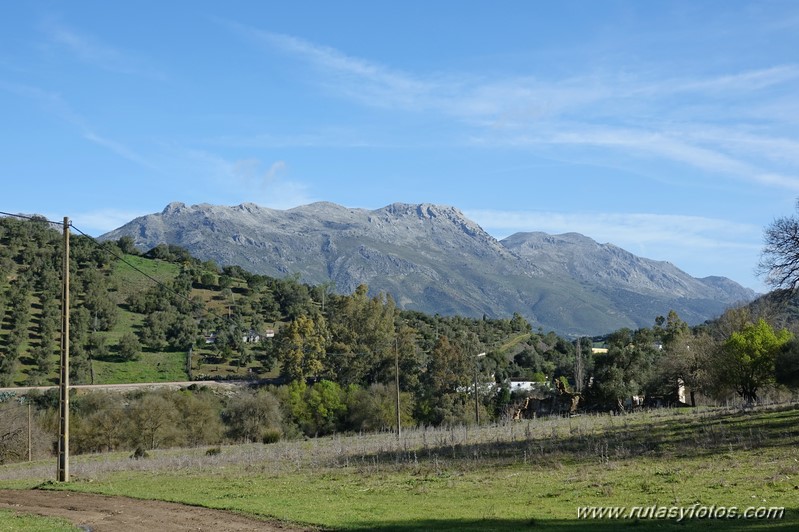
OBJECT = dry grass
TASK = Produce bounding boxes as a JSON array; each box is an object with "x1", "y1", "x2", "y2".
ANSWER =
[
  {"x1": 3, "y1": 402, "x2": 795, "y2": 483},
  {"x1": 2, "y1": 403, "x2": 797, "y2": 531}
]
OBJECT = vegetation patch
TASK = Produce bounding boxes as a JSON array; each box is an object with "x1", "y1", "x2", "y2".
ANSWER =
[
  {"x1": 0, "y1": 509, "x2": 79, "y2": 532},
  {"x1": 2, "y1": 406, "x2": 797, "y2": 531}
]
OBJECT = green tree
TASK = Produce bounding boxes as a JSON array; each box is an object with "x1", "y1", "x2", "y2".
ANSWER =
[
  {"x1": 776, "y1": 337, "x2": 799, "y2": 389},
  {"x1": 426, "y1": 335, "x2": 469, "y2": 395},
  {"x1": 166, "y1": 313, "x2": 199, "y2": 350},
  {"x1": 715, "y1": 319, "x2": 792, "y2": 403},
  {"x1": 273, "y1": 380, "x2": 311, "y2": 434},
  {"x1": 30, "y1": 343, "x2": 55, "y2": 384},
  {"x1": 69, "y1": 343, "x2": 93, "y2": 384},
  {"x1": 116, "y1": 236, "x2": 139, "y2": 255},
  {"x1": 328, "y1": 285, "x2": 397, "y2": 385},
  {"x1": 344, "y1": 383, "x2": 414, "y2": 433},
  {"x1": 200, "y1": 271, "x2": 217, "y2": 287},
  {"x1": 81, "y1": 269, "x2": 118, "y2": 331},
  {"x1": 126, "y1": 393, "x2": 179, "y2": 450},
  {"x1": 223, "y1": 390, "x2": 283, "y2": 442},
  {"x1": 276, "y1": 314, "x2": 328, "y2": 382},
  {"x1": 304, "y1": 380, "x2": 346, "y2": 436},
  {"x1": 589, "y1": 328, "x2": 659, "y2": 411},
  {"x1": 140, "y1": 311, "x2": 169, "y2": 350},
  {"x1": 72, "y1": 393, "x2": 127, "y2": 453},
  {"x1": 415, "y1": 334, "x2": 474, "y2": 425},
  {"x1": 118, "y1": 332, "x2": 141, "y2": 361},
  {"x1": 653, "y1": 311, "x2": 708, "y2": 406},
  {"x1": 172, "y1": 390, "x2": 224, "y2": 446},
  {"x1": 86, "y1": 332, "x2": 109, "y2": 360}
]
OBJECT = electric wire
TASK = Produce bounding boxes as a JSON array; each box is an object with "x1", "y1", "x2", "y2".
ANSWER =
[
  {"x1": 1, "y1": 210, "x2": 232, "y2": 328},
  {"x1": 68, "y1": 223, "x2": 231, "y2": 326},
  {"x1": 0, "y1": 211, "x2": 66, "y2": 226}
]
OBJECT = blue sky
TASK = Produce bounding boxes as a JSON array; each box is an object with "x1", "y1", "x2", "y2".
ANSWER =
[{"x1": 3, "y1": 1, "x2": 799, "y2": 292}]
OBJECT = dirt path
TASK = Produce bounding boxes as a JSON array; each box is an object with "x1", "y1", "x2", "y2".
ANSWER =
[{"x1": 0, "y1": 489, "x2": 312, "y2": 531}]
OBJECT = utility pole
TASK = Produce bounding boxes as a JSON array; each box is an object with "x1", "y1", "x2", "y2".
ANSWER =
[
  {"x1": 27, "y1": 401, "x2": 31, "y2": 462},
  {"x1": 574, "y1": 337, "x2": 584, "y2": 394},
  {"x1": 57, "y1": 217, "x2": 70, "y2": 482},
  {"x1": 395, "y1": 338, "x2": 401, "y2": 439},
  {"x1": 474, "y1": 352, "x2": 486, "y2": 425}
]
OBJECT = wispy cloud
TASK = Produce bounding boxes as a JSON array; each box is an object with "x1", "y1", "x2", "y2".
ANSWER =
[
  {"x1": 71, "y1": 208, "x2": 151, "y2": 235},
  {"x1": 202, "y1": 128, "x2": 391, "y2": 150},
  {"x1": 223, "y1": 23, "x2": 799, "y2": 192},
  {"x1": 0, "y1": 80, "x2": 87, "y2": 127},
  {"x1": 0, "y1": 80, "x2": 162, "y2": 173},
  {"x1": 481, "y1": 125, "x2": 799, "y2": 191},
  {"x1": 83, "y1": 131, "x2": 162, "y2": 172},
  {"x1": 639, "y1": 65, "x2": 799, "y2": 96},
  {"x1": 41, "y1": 19, "x2": 165, "y2": 79},
  {"x1": 220, "y1": 20, "x2": 454, "y2": 111},
  {"x1": 466, "y1": 209, "x2": 760, "y2": 252},
  {"x1": 184, "y1": 149, "x2": 315, "y2": 208}
]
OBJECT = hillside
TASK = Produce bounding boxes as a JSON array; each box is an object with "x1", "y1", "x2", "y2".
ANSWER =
[
  {"x1": 101, "y1": 201, "x2": 756, "y2": 335},
  {"x1": 0, "y1": 215, "x2": 547, "y2": 389}
]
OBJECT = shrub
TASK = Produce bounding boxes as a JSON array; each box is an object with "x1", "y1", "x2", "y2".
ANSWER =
[{"x1": 261, "y1": 429, "x2": 282, "y2": 444}]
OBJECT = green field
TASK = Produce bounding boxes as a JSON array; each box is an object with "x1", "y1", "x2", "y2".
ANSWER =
[
  {"x1": 91, "y1": 350, "x2": 187, "y2": 383},
  {"x1": 1, "y1": 405, "x2": 797, "y2": 530},
  {"x1": 111, "y1": 254, "x2": 181, "y2": 303},
  {"x1": 0, "y1": 510, "x2": 78, "y2": 532}
]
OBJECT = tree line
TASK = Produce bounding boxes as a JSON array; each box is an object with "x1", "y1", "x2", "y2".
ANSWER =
[{"x1": 1, "y1": 212, "x2": 799, "y2": 462}]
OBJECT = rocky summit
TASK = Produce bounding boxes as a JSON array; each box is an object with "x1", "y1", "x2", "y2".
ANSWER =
[{"x1": 100, "y1": 202, "x2": 755, "y2": 335}]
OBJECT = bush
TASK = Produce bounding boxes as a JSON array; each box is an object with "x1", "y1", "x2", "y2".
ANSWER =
[
  {"x1": 130, "y1": 447, "x2": 149, "y2": 459},
  {"x1": 261, "y1": 429, "x2": 282, "y2": 444},
  {"x1": 222, "y1": 390, "x2": 283, "y2": 443}
]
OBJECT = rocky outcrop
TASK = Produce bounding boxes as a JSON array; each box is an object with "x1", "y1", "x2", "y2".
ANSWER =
[{"x1": 100, "y1": 202, "x2": 755, "y2": 335}]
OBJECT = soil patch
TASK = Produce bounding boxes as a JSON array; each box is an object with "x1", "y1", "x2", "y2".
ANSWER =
[{"x1": 0, "y1": 489, "x2": 312, "y2": 531}]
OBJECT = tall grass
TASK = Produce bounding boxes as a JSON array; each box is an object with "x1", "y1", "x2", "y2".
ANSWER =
[
  {"x1": 1, "y1": 404, "x2": 797, "y2": 530},
  {"x1": 3, "y1": 403, "x2": 796, "y2": 481}
]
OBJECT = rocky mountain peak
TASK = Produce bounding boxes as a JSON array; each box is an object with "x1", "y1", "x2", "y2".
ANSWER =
[
  {"x1": 100, "y1": 201, "x2": 755, "y2": 335},
  {"x1": 162, "y1": 201, "x2": 188, "y2": 215}
]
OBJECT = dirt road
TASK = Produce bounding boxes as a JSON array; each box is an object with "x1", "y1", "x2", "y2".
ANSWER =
[{"x1": 0, "y1": 489, "x2": 312, "y2": 531}]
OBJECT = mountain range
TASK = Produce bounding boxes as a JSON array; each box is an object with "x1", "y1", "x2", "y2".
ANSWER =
[{"x1": 100, "y1": 201, "x2": 756, "y2": 335}]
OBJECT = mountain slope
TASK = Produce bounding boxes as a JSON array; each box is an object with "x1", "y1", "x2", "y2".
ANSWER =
[
  {"x1": 100, "y1": 202, "x2": 755, "y2": 335},
  {"x1": 500, "y1": 231, "x2": 755, "y2": 330}
]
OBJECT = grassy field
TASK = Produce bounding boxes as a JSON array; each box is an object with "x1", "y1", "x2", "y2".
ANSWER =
[
  {"x1": 1, "y1": 404, "x2": 797, "y2": 530},
  {"x1": 91, "y1": 350, "x2": 187, "y2": 383},
  {"x1": 0, "y1": 510, "x2": 78, "y2": 532},
  {"x1": 111, "y1": 254, "x2": 180, "y2": 303}
]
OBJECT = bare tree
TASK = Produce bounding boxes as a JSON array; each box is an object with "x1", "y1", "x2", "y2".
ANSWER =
[{"x1": 759, "y1": 200, "x2": 799, "y2": 291}]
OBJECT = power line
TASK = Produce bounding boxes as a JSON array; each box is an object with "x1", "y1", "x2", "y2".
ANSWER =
[
  {"x1": 2, "y1": 211, "x2": 256, "y2": 340},
  {"x1": 69, "y1": 225, "x2": 253, "y2": 338},
  {"x1": 0, "y1": 210, "x2": 222, "y2": 322},
  {"x1": 0, "y1": 211, "x2": 66, "y2": 227},
  {"x1": 68, "y1": 224, "x2": 225, "y2": 322},
  {"x1": 70, "y1": 224, "x2": 199, "y2": 308}
]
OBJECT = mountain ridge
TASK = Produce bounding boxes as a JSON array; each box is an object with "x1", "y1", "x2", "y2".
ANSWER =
[{"x1": 100, "y1": 201, "x2": 755, "y2": 335}]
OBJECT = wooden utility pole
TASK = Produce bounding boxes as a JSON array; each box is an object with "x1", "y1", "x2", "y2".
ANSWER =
[
  {"x1": 395, "y1": 338, "x2": 401, "y2": 439},
  {"x1": 474, "y1": 352, "x2": 486, "y2": 425},
  {"x1": 57, "y1": 217, "x2": 70, "y2": 482},
  {"x1": 27, "y1": 402, "x2": 31, "y2": 462},
  {"x1": 574, "y1": 337, "x2": 585, "y2": 393}
]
